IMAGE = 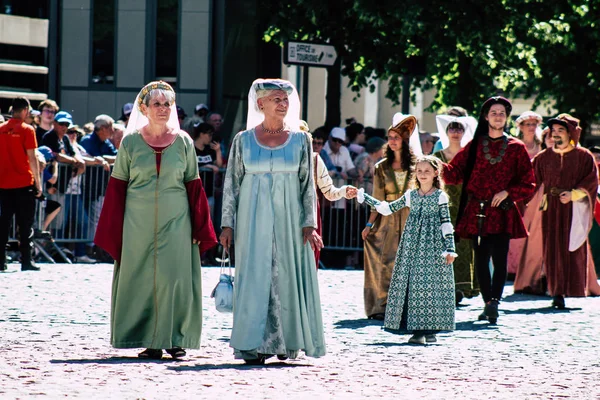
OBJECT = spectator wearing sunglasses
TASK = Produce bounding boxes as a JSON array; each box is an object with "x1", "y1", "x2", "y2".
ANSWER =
[{"x1": 323, "y1": 127, "x2": 356, "y2": 180}]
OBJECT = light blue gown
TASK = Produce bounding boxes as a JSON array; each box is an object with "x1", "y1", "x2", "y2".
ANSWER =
[{"x1": 221, "y1": 128, "x2": 326, "y2": 359}]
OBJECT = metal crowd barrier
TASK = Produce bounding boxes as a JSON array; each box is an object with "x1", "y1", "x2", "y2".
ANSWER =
[{"x1": 9, "y1": 163, "x2": 371, "y2": 259}]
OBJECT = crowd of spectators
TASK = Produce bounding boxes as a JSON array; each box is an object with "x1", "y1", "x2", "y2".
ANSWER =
[{"x1": 2, "y1": 99, "x2": 225, "y2": 265}]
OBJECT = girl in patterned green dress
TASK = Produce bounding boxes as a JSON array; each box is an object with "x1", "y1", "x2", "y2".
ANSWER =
[{"x1": 357, "y1": 156, "x2": 456, "y2": 344}]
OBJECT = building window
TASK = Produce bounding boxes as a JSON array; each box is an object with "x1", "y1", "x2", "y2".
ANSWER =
[
  {"x1": 91, "y1": 0, "x2": 115, "y2": 84},
  {"x1": 1, "y1": 0, "x2": 49, "y2": 18},
  {"x1": 155, "y1": 0, "x2": 178, "y2": 85}
]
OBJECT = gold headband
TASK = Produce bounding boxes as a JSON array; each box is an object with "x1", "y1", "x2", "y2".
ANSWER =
[{"x1": 137, "y1": 81, "x2": 175, "y2": 109}]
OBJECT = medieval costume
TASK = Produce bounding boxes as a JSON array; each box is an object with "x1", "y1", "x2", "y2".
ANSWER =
[
  {"x1": 442, "y1": 96, "x2": 536, "y2": 323},
  {"x1": 313, "y1": 153, "x2": 349, "y2": 268},
  {"x1": 362, "y1": 114, "x2": 414, "y2": 319},
  {"x1": 434, "y1": 115, "x2": 479, "y2": 301},
  {"x1": 532, "y1": 115, "x2": 600, "y2": 308},
  {"x1": 507, "y1": 111, "x2": 543, "y2": 276},
  {"x1": 358, "y1": 188, "x2": 456, "y2": 340},
  {"x1": 95, "y1": 81, "x2": 217, "y2": 353},
  {"x1": 221, "y1": 79, "x2": 325, "y2": 362}
]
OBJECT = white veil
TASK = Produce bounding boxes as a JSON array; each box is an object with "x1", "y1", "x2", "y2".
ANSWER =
[
  {"x1": 435, "y1": 115, "x2": 477, "y2": 149},
  {"x1": 246, "y1": 78, "x2": 301, "y2": 132},
  {"x1": 124, "y1": 81, "x2": 180, "y2": 136}
]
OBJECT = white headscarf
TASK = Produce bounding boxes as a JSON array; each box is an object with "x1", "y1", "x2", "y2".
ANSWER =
[
  {"x1": 435, "y1": 115, "x2": 477, "y2": 149},
  {"x1": 246, "y1": 78, "x2": 301, "y2": 132},
  {"x1": 390, "y1": 113, "x2": 422, "y2": 156},
  {"x1": 124, "y1": 81, "x2": 180, "y2": 136}
]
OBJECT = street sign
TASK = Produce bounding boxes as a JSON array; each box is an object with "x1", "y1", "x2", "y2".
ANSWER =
[{"x1": 284, "y1": 41, "x2": 338, "y2": 68}]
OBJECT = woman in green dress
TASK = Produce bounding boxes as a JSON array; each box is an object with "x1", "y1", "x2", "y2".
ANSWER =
[
  {"x1": 95, "y1": 81, "x2": 217, "y2": 360},
  {"x1": 219, "y1": 79, "x2": 326, "y2": 365},
  {"x1": 433, "y1": 116, "x2": 479, "y2": 304}
]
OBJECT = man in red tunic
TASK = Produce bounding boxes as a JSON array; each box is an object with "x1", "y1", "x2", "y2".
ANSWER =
[
  {"x1": 443, "y1": 96, "x2": 535, "y2": 323},
  {"x1": 533, "y1": 114, "x2": 600, "y2": 309}
]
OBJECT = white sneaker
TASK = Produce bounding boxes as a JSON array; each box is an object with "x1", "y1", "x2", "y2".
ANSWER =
[{"x1": 77, "y1": 255, "x2": 97, "y2": 264}]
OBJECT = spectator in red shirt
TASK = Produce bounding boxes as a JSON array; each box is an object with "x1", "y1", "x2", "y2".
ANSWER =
[{"x1": 0, "y1": 98, "x2": 43, "y2": 271}]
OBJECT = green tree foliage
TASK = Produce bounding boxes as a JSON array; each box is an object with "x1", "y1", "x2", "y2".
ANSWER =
[{"x1": 262, "y1": 0, "x2": 600, "y2": 132}]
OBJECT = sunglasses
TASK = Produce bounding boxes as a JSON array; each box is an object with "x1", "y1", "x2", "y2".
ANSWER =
[
  {"x1": 57, "y1": 122, "x2": 70, "y2": 127},
  {"x1": 331, "y1": 138, "x2": 344, "y2": 144}
]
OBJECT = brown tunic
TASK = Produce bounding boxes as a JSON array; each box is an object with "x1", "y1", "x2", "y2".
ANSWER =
[{"x1": 533, "y1": 147, "x2": 600, "y2": 297}]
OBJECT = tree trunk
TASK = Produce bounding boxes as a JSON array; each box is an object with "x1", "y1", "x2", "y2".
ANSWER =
[{"x1": 325, "y1": 57, "x2": 342, "y2": 130}]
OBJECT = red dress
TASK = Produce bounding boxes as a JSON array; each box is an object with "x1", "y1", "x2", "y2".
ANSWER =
[{"x1": 443, "y1": 135, "x2": 536, "y2": 239}]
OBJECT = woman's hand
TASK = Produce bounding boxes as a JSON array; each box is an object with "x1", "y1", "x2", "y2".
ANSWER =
[
  {"x1": 491, "y1": 190, "x2": 509, "y2": 207},
  {"x1": 303, "y1": 227, "x2": 324, "y2": 251},
  {"x1": 345, "y1": 185, "x2": 358, "y2": 199},
  {"x1": 220, "y1": 227, "x2": 233, "y2": 249},
  {"x1": 445, "y1": 254, "x2": 456, "y2": 265},
  {"x1": 361, "y1": 226, "x2": 371, "y2": 241},
  {"x1": 192, "y1": 239, "x2": 199, "y2": 245}
]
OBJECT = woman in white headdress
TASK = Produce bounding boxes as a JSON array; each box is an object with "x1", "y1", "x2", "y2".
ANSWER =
[
  {"x1": 515, "y1": 111, "x2": 543, "y2": 159},
  {"x1": 94, "y1": 81, "x2": 217, "y2": 360},
  {"x1": 219, "y1": 78, "x2": 326, "y2": 364},
  {"x1": 433, "y1": 116, "x2": 479, "y2": 304}
]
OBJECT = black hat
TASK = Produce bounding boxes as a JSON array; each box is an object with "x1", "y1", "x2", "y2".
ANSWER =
[
  {"x1": 481, "y1": 96, "x2": 512, "y2": 116},
  {"x1": 176, "y1": 105, "x2": 187, "y2": 118}
]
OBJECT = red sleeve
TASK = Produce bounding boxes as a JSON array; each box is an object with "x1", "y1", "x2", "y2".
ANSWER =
[
  {"x1": 442, "y1": 142, "x2": 470, "y2": 185},
  {"x1": 94, "y1": 177, "x2": 127, "y2": 263},
  {"x1": 507, "y1": 144, "x2": 536, "y2": 202},
  {"x1": 185, "y1": 178, "x2": 218, "y2": 252},
  {"x1": 24, "y1": 125, "x2": 37, "y2": 149},
  {"x1": 595, "y1": 197, "x2": 600, "y2": 226}
]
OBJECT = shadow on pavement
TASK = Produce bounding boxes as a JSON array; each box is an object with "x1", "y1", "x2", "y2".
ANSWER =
[
  {"x1": 51, "y1": 357, "x2": 181, "y2": 364},
  {"x1": 455, "y1": 321, "x2": 500, "y2": 331},
  {"x1": 502, "y1": 307, "x2": 581, "y2": 315},
  {"x1": 364, "y1": 342, "x2": 437, "y2": 347},
  {"x1": 333, "y1": 319, "x2": 383, "y2": 329},
  {"x1": 501, "y1": 293, "x2": 551, "y2": 303},
  {"x1": 167, "y1": 362, "x2": 313, "y2": 371}
]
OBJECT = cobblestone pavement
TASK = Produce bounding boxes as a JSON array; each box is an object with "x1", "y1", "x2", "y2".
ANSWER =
[{"x1": 1, "y1": 263, "x2": 599, "y2": 399}]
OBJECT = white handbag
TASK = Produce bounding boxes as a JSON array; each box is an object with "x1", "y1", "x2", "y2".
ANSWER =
[{"x1": 210, "y1": 249, "x2": 234, "y2": 313}]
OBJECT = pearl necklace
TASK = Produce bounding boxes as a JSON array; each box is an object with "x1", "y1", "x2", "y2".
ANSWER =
[{"x1": 262, "y1": 123, "x2": 285, "y2": 134}]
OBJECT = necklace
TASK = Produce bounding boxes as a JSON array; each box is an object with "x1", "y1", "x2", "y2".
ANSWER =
[
  {"x1": 482, "y1": 135, "x2": 508, "y2": 165},
  {"x1": 261, "y1": 123, "x2": 285, "y2": 135}
]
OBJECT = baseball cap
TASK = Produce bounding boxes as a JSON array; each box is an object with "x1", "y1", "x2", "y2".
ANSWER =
[
  {"x1": 177, "y1": 105, "x2": 187, "y2": 118},
  {"x1": 195, "y1": 103, "x2": 208, "y2": 112},
  {"x1": 37, "y1": 146, "x2": 55, "y2": 162},
  {"x1": 330, "y1": 127, "x2": 346, "y2": 142},
  {"x1": 122, "y1": 103, "x2": 133, "y2": 115},
  {"x1": 54, "y1": 111, "x2": 74, "y2": 128}
]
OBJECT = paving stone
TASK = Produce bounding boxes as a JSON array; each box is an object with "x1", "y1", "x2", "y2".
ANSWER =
[{"x1": 1, "y1": 263, "x2": 599, "y2": 399}]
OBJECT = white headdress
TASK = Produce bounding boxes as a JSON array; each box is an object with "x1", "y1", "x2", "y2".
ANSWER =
[
  {"x1": 435, "y1": 115, "x2": 477, "y2": 149},
  {"x1": 246, "y1": 78, "x2": 301, "y2": 132},
  {"x1": 124, "y1": 81, "x2": 180, "y2": 136},
  {"x1": 515, "y1": 111, "x2": 543, "y2": 142}
]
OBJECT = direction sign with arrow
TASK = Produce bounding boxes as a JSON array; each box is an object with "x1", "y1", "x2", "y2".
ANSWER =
[{"x1": 284, "y1": 41, "x2": 338, "y2": 68}]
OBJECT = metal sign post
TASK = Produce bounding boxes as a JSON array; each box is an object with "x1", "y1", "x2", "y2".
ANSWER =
[{"x1": 284, "y1": 41, "x2": 338, "y2": 121}]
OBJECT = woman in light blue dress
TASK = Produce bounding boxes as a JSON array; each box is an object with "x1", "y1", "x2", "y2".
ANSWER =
[{"x1": 220, "y1": 79, "x2": 326, "y2": 364}]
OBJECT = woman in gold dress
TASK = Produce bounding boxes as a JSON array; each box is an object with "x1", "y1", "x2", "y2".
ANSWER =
[{"x1": 361, "y1": 114, "x2": 415, "y2": 320}]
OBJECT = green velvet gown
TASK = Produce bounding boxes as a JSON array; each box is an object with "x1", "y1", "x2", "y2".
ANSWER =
[{"x1": 109, "y1": 132, "x2": 203, "y2": 349}]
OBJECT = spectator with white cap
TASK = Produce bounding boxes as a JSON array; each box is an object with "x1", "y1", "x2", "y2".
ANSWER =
[
  {"x1": 118, "y1": 103, "x2": 133, "y2": 126},
  {"x1": 183, "y1": 103, "x2": 209, "y2": 135},
  {"x1": 324, "y1": 126, "x2": 356, "y2": 179}
]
